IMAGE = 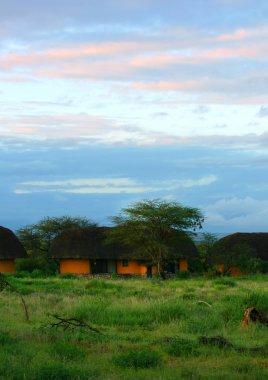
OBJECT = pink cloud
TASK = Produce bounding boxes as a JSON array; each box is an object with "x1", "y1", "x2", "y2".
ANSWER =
[
  {"x1": 0, "y1": 114, "x2": 114, "y2": 140},
  {"x1": 130, "y1": 54, "x2": 190, "y2": 68},
  {"x1": 0, "y1": 41, "x2": 166, "y2": 70},
  {"x1": 129, "y1": 80, "x2": 201, "y2": 91},
  {"x1": 217, "y1": 26, "x2": 268, "y2": 42},
  {"x1": 200, "y1": 46, "x2": 264, "y2": 60},
  {"x1": 218, "y1": 28, "x2": 254, "y2": 42}
]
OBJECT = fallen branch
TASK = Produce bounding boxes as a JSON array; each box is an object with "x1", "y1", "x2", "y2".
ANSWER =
[
  {"x1": 242, "y1": 307, "x2": 268, "y2": 327},
  {"x1": 47, "y1": 314, "x2": 102, "y2": 334},
  {"x1": 0, "y1": 273, "x2": 29, "y2": 321}
]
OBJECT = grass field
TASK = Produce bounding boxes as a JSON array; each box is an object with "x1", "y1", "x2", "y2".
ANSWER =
[{"x1": 0, "y1": 274, "x2": 268, "y2": 379}]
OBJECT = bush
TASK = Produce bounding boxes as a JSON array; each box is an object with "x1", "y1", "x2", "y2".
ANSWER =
[
  {"x1": 57, "y1": 273, "x2": 78, "y2": 279},
  {"x1": 36, "y1": 364, "x2": 93, "y2": 380},
  {"x1": 113, "y1": 349, "x2": 161, "y2": 369},
  {"x1": 16, "y1": 256, "x2": 57, "y2": 275},
  {"x1": 188, "y1": 257, "x2": 203, "y2": 273},
  {"x1": 176, "y1": 271, "x2": 190, "y2": 279},
  {"x1": 166, "y1": 337, "x2": 200, "y2": 357},
  {"x1": 30, "y1": 269, "x2": 48, "y2": 278},
  {"x1": 11, "y1": 271, "x2": 31, "y2": 278},
  {"x1": 256, "y1": 259, "x2": 268, "y2": 273},
  {"x1": 50, "y1": 342, "x2": 86, "y2": 360},
  {"x1": 0, "y1": 331, "x2": 15, "y2": 345},
  {"x1": 214, "y1": 277, "x2": 237, "y2": 287}
]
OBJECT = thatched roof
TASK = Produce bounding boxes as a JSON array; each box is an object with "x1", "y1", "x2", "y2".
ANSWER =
[
  {"x1": 49, "y1": 226, "x2": 198, "y2": 260},
  {"x1": 0, "y1": 226, "x2": 27, "y2": 259},
  {"x1": 215, "y1": 233, "x2": 268, "y2": 260},
  {"x1": 49, "y1": 227, "x2": 125, "y2": 260}
]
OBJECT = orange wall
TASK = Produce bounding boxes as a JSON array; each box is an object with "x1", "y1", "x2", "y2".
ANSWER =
[
  {"x1": 60, "y1": 259, "x2": 90, "y2": 274},
  {"x1": 59, "y1": 259, "x2": 157, "y2": 276},
  {"x1": 179, "y1": 258, "x2": 188, "y2": 272},
  {"x1": 117, "y1": 260, "x2": 144, "y2": 274},
  {"x1": 117, "y1": 260, "x2": 156, "y2": 275},
  {"x1": 218, "y1": 264, "x2": 241, "y2": 276},
  {"x1": 228, "y1": 267, "x2": 241, "y2": 276},
  {"x1": 0, "y1": 260, "x2": 16, "y2": 273}
]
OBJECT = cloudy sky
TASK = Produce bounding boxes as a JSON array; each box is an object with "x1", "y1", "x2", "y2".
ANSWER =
[{"x1": 1, "y1": 0, "x2": 268, "y2": 233}]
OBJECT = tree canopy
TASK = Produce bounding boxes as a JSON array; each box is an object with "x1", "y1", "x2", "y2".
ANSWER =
[
  {"x1": 109, "y1": 199, "x2": 204, "y2": 277},
  {"x1": 17, "y1": 216, "x2": 97, "y2": 256}
]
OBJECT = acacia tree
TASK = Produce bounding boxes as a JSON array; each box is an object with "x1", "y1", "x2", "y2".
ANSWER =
[
  {"x1": 16, "y1": 216, "x2": 96, "y2": 273},
  {"x1": 109, "y1": 199, "x2": 204, "y2": 277}
]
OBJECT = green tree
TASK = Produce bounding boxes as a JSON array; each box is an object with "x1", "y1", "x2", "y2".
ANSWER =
[
  {"x1": 198, "y1": 232, "x2": 219, "y2": 273},
  {"x1": 109, "y1": 199, "x2": 204, "y2": 278},
  {"x1": 16, "y1": 216, "x2": 96, "y2": 274}
]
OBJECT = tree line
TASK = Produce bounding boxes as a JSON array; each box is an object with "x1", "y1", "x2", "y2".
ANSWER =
[{"x1": 15, "y1": 199, "x2": 266, "y2": 277}]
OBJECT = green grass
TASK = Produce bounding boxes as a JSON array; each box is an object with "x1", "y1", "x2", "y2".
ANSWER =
[{"x1": 0, "y1": 274, "x2": 268, "y2": 379}]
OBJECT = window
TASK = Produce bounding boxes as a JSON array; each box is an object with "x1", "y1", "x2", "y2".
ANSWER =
[{"x1": 122, "y1": 259, "x2": 129, "y2": 267}]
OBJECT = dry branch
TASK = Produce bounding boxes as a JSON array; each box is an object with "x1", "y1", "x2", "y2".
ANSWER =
[
  {"x1": 48, "y1": 314, "x2": 102, "y2": 334},
  {"x1": 0, "y1": 274, "x2": 29, "y2": 321}
]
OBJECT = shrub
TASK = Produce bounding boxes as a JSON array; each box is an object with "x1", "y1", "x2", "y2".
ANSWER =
[
  {"x1": 50, "y1": 342, "x2": 87, "y2": 360},
  {"x1": 0, "y1": 331, "x2": 15, "y2": 345},
  {"x1": 257, "y1": 259, "x2": 268, "y2": 273},
  {"x1": 182, "y1": 292, "x2": 196, "y2": 300},
  {"x1": 113, "y1": 349, "x2": 161, "y2": 369},
  {"x1": 16, "y1": 256, "x2": 57, "y2": 275},
  {"x1": 84, "y1": 279, "x2": 124, "y2": 296},
  {"x1": 30, "y1": 269, "x2": 48, "y2": 278},
  {"x1": 166, "y1": 337, "x2": 200, "y2": 357},
  {"x1": 177, "y1": 271, "x2": 190, "y2": 279},
  {"x1": 36, "y1": 364, "x2": 97, "y2": 380},
  {"x1": 188, "y1": 257, "x2": 203, "y2": 273},
  {"x1": 12, "y1": 271, "x2": 31, "y2": 278},
  {"x1": 57, "y1": 273, "x2": 78, "y2": 279},
  {"x1": 214, "y1": 277, "x2": 237, "y2": 287}
]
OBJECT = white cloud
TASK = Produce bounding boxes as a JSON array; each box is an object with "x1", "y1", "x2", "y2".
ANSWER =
[
  {"x1": 256, "y1": 105, "x2": 268, "y2": 117},
  {"x1": 205, "y1": 196, "x2": 268, "y2": 231},
  {"x1": 167, "y1": 175, "x2": 217, "y2": 188},
  {"x1": 14, "y1": 175, "x2": 217, "y2": 195},
  {"x1": 20, "y1": 178, "x2": 137, "y2": 187}
]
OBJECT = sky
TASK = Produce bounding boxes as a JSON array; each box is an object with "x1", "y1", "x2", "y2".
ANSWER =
[{"x1": 1, "y1": 0, "x2": 268, "y2": 233}]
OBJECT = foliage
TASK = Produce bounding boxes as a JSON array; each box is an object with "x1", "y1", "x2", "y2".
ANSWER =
[
  {"x1": 113, "y1": 349, "x2": 161, "y2": 368},
  {"x1": 166, "y1": 337, "x2": 200, "y2": 357},
  {"x1": 16, "y1": 255, "x2": 57, "y2": 275},
  {"x1": 16, "y1": 216, "x2": 96, "y2": 274},
  {"x1": 197, "y1": 232, "x2": 219, "y2": 272},
  {"x1": 213, "y1": 277, "x2": 237, "y2": 287},
  {"x1": 109, "y1": 199, "x2": 204, "y2": 277},
  {"x1": 17, "y1": 215, "x2": 96, "y2": 255},
  {"x1": 176, "y1": 270, "x2": 190, "y2": 279}
]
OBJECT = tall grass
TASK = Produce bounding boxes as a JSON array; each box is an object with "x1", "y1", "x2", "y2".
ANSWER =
[{"x1": 0, "y1": 275, "x2": 267, "y2": 379}]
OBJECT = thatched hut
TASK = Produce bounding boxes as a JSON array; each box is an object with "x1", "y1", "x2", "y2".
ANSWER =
[
  {"x1": 49, "y1": 226, "x2": 198, "y2": 276},
  {"x1": 214, "y1": 232, "x2": 268, "y2": 275},
  {"x1": 216, "y1": 233, "x2": 268, "y2": 260},
  {"x1": 0, "y1": 226, "x2": 27, "y2": 272}
]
